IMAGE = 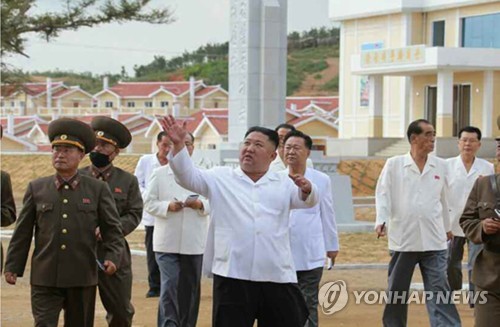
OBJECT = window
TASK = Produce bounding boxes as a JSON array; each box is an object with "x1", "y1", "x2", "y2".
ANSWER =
[
  {"x1": 145, "y1": 101, "x2": 153, "y2": 108},
  {"x1": 462, "y1": 13, "x2": 500, "y2": 48},
  {"x1": 432, "y1": 21, "x2": 445, "y2": 46},
  {"x1": 160, "y1": 101, "x2": 169, "y2": 108},
  {"x1": 20, "y1": 101, "x2": 26, "y2": 108},
  {"x1": 105, "y1": 101, "x2": 113, "y2": 108},
  {"x1": 0, "y1": 101, "x2": 4, "y2": 107},
  {"x1": 10, "y1": 101, "x2": 15, "y2": 107},
  {"x1": 127, "y1": 101, "x2": 135, "y2": 108},
  {"x1": 207, "y1": 144, "x2": 216, "y2": 149}
]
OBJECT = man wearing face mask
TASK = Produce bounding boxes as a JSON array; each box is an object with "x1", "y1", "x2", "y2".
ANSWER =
[{"x1": 81, "y1": 116, "x2": 143, "y2": 327}]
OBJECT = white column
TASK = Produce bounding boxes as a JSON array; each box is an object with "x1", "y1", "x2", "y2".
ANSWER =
[
  {"x1": 436, "y1": 71, "x2": 454, "y2": 136},
  {"x1": 401, "y1": 77, "x2": 411, "y2": 136},
  {"x1": 368, "y1": 75, "x2": 383, "y2": 137},
  {"x1": 482, "y1": 71, "x2": 494, "y2": 137},
  {"x1": 228, "y1": 0, "x2": 287, "y2": 144}
]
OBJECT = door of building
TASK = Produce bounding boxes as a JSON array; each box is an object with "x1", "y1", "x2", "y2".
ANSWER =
[{"x1": 425, "y1": 84, "x2": 471, "y2": 136}]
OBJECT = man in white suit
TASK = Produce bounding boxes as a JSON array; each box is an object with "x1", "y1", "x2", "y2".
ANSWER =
[
  {"x1": 144, "y1": 132, "x2": 210, "y2": 327},
  {"x1": 445, "y1": 126, "x2": 494, "y2": 299},
  {"x1": 134, "y1": 131, "x2": 171, "y2": 298},
  {"x1": 284, "y1": 130, "x2": 339, "y2": 327}
]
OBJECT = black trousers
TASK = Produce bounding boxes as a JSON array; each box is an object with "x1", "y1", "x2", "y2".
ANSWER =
[
  {"x1": 98, "y1": 264, "x2": 135, "y2": 327},
  {"x1": 145, "y1": 225, "x2": 161, "y2": 293},
  {"x1": 212, "y1": 275, "x2": 308, "y2": 327},
  {"x1": 31, "y1": 285, "x2": 96, "y2": 327}
]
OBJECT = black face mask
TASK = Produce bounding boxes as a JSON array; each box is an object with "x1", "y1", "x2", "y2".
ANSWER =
[{"x1": 89, "y1": 151, "x2": 111, "y2": 168}]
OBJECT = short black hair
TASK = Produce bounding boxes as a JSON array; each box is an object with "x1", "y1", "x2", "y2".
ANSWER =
[
  {"x1": 244, "y1": 126, "x2": 279, "y2": 150},
  {"x1": 458, "y1": 126, "x2": 482, "y2": 141},
  {"x1": 275, "y1": 123, "x2": 296, "y2": 132},
  {"x1": 406, "y1": 119, "x2": 432, "y2": 143},
  {"x1": 283, "y1": 130, "x2": 313, "y2": 150},
  {"x1": 156, "y1": 131, "x2": 168, "y2": 142}
]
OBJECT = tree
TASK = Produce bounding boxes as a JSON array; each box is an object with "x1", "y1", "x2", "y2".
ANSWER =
[{"x1": 1, "y1": 0, "x2": 175, "y2": 81}]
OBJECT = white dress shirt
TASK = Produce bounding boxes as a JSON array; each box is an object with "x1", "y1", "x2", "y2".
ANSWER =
[
  {"x1": 375, "y1": 153, "x2": 451, "y2": 252},
  {"x1": 445, "y1": 155, "x2": 494, "y2": 237},
  {"x1": 168, "y1": 147, "x2": 319, "y2": 283},
  {"x1": 134, "y1": 153, "x2": 165, "y2": 226},
  {"x1": 144, "y1": 165, "x2": 210, "y2": 254},
  {"x1": 289, "y1": 168, "x2": 339, "y2": 271}
]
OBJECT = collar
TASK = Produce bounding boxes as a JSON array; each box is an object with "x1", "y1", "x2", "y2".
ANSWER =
[
  {"x1": 403, "y1": 152, "x2": 437, "y2": 174},
  {"x1": 235, "y1": 166, "x2": 280, "y2": 184},
  {"x1": 55, "y1": 173, "x2": 81, "y2": 190},
  {"x1": 90, "y1": 164, "x2": 114, "y2": 181}
]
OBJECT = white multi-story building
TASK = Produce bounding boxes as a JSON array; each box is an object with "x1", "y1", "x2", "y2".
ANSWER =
[{"x1": 330, "y1": 0, "x2": 500, "y2": 157}]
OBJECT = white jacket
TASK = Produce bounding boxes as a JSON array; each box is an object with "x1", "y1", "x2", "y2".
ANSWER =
[
  {"x1": 445, "y1": 155, "x2": 494, "y2": 237},
  {"x1": 375, "y1": 153, "x2": 450, "y2": 252},
  {"x1": 167, "y1": 147, "x2": 319, "y2": 283},
  {"x1": 144, "y1": 165, "x2": 210, "y2": 255},
  {"x1": 289, "y1": 168, "x2": 339, "y2": 271}
]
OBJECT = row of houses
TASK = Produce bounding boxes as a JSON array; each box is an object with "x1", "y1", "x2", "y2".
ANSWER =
[
  {"x1": 0, "y1": 78, "x2": 229, "y2": 117},
  {"x1": 1, "y1": 96, "x2": 339, "y2": 155}
]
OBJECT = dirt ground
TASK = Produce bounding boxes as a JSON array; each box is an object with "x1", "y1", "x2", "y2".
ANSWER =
[{"x1": 1, "y1": 237, "x2": 475, "y2": 326}]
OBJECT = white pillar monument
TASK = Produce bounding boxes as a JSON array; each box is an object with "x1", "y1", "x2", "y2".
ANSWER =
[{"x1": 228, "y1": 0, "x2": 288, "y2": 144}]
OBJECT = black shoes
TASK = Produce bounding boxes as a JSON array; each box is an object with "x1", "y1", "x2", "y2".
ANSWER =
[{"x1": 146, "y1": 289, "x2": 160, "y2": 298}]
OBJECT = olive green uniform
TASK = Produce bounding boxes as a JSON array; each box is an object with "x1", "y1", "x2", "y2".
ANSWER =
[
  {"x1": 1, "y1": 170, "x2": 17, "y2": 272},
  {"x1": 460, "y1": 174, "x2": 500, "y2": 326},
  {"x1": 80, "y1": 165, "x2": 142, "y2": 327},
  {"x1": 5, "y1": 173, "x2": 124, "y2": 326}
]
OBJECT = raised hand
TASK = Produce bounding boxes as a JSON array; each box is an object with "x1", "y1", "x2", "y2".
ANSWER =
[{"x1": 160, "y1": 115, "x2": 187, "y2": 146}]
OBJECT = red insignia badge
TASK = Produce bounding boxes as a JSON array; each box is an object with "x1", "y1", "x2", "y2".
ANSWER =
[
  {"x1": 83, "y1": 198, "x2": 91, "y2": 204},
  {"x1": 114, "y1": 187, "x2": 122, "y2": 193},
  {"x1": 434, "y1": 175, "x2": 440, "y2": 180}
]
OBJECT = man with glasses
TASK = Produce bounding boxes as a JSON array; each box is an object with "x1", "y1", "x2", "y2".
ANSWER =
[
  {"x1": 445, "y1": 126, "x2": 493, "y2": 299},
  {"x1": 81, "y1": 116, "x2": 143, "y2": 327},
  {"x1": 4, "y1": 118, "x2": 123, "y2": 326},
  {"x1": 460, "y1": 115, "x2": 500, "y2": 326},
  {"x1": 375, "y1": 119, "x2": 460, "y2": 327},
  {"x1": 270, "y1": 124, "x2": 313, "y2": 172}
]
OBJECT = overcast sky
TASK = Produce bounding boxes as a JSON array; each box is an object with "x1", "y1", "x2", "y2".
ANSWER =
[{"x1": 8, "y1": 0, "x2": 333, "y2": 75}]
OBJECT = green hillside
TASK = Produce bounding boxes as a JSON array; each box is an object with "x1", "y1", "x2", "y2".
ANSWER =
[{"x1": 28, "y1": 27, "x2": 340, "y2": 96}]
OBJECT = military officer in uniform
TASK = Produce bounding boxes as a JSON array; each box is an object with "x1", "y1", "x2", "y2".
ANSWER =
[
  {"x1": 1, "y1": 124, "x2": 17, "y2": 272},
  {"x1": 81, "y1": 116, "x2": 143, "y2": 327},
  {"x1": 4, "y1": 118, "x2": 124, "y2": 327},
  {"x1": 460, "y1": 115, "x2": 500, "y2": 326}
]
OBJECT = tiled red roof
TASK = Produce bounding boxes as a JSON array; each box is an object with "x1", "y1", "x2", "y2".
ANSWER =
[
  {"x1": 195, "y1": 86, "x2": 219, "y2": 97},
  {"x1": 107, "y1": 81, "x2": 204, "y2": 97},
  {"x1": 52, "y1": 87, "x2": 82, "y2": 98},
  {"x1": 1, "y1": 82, "x2": 66, "y2": 98},
  {"x1": 1, "y1": 85, "x2": 19, "y2": 97},
  {"x1": 286, "y1": 96, "x2": 339, "y2": 112},
  {"x1": 202, "y1": 109, "x2": 228, "y2": 135},
  {"x1": 287, "y1": 114, "x2": 316, "y2": 126}
]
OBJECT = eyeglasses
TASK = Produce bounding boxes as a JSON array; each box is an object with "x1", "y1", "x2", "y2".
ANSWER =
[
  {"x1": 459, "y1": 138, "x2": 479, "y2": 144},
  {"x1": 284, "y1": 145, "x2": 305, "y2": 152}
]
